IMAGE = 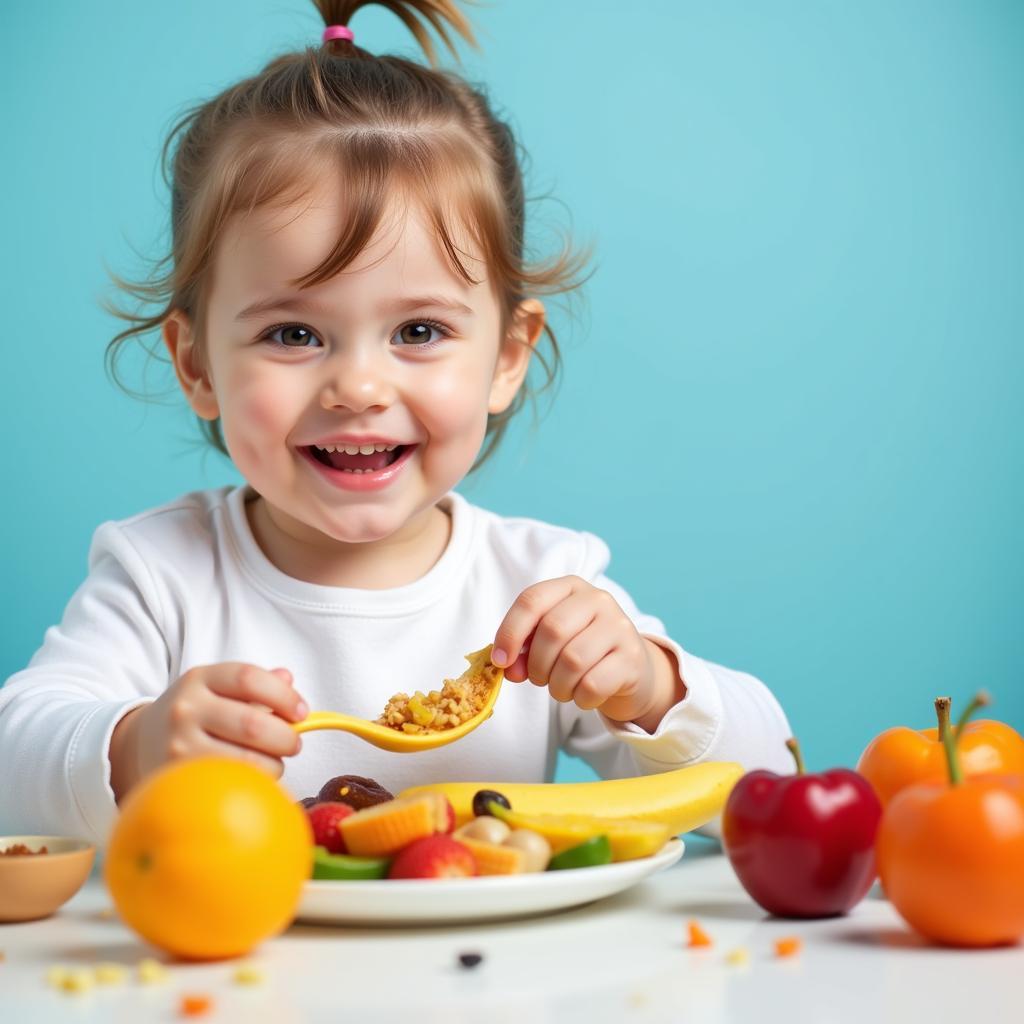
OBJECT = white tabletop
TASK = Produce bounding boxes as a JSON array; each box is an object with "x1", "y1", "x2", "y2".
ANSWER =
[{"x1": 1, "y1": 837, "x2": 1020, "y2": 1023}]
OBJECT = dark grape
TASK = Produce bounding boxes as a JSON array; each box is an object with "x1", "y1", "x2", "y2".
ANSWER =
[{"x1": 472, "y1": 789, "x2": 511, "y2": 817}]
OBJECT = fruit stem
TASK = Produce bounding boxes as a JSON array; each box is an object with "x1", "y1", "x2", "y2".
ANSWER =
[
  {"x1": 942, "y1": 691, "x2": 990, "y2": 786},
  {"x1": 934, "y1": 696, "x2": 952, "y2": 743},
  {"x1": 785, "y1": 737, "x2": 806, "y2": 776}
]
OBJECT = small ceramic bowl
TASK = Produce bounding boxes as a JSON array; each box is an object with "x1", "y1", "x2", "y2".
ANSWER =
[{"x1": 0, "y1": 835, "x2": 96, "y2": 922}]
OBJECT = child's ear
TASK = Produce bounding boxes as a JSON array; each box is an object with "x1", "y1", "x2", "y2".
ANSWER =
[
  {"x1": 489, "y1": 298, "x2": 546, "y2": 415},
  {"x1": 162, "y1": 310, "x2": 219, "y2": 420}
]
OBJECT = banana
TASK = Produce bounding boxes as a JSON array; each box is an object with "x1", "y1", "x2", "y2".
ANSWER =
[{"x1": 399, "y1": 761, "x2": 743, "y2": 836}]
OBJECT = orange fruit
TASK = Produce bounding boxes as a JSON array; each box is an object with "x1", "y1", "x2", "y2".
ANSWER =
[{"x1": 104, "y1": 756, "x2": 313, "y2": 960}]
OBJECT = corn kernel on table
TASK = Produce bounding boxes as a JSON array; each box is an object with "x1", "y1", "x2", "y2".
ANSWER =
[{"x1": 1, "y1": 838, "x2": 1019, "y2": 1023}]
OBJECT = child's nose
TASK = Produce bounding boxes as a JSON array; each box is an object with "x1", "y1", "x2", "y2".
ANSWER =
[{"x1": 320, "y1": 352, "x2": 397, "y2": 412}]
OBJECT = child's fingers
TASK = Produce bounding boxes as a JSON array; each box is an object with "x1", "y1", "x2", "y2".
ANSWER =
[
  {"x1": 204, "y1": 662, "x2": 308, "y2": 723},
  {"x1": 198, "y1": 733, "x2": 287, "y2": 779},
  {"x1": 202, "y1": 693, "x2": 303, "y2": 759},
  {"x1": 492, "y1": 576, "x2": 580, "y2": 671},
  {"x1": 523, "y1": 592, "x2": 600, "y2": 689},
  {"x1": 545, "y1": 620, "x2": 615, "y2": 703}
]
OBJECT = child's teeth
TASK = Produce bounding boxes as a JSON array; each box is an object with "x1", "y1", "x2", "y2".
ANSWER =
[{"x1": 316, "y1": 443, "x2": 399, "y2": 454}]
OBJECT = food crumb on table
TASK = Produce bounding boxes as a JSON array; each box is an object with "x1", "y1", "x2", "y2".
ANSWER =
[
  {"x1": 94, "y1": 962, "x2": 128, "y2": 984},
  {"x1": 686, "y1": 920, "x2": 713, "y2": 948},
  {"x1": 45, "y1": 965, "x2": 70, "y2": 988},
  {"x1": 138, "y1": 957, "x2": 169, "y2": 983},
  {"x1": 774, "y1": 936, "x2": 802, "y2": 958},
  {"x1": 97, "y1": 906, "x2": 117, "y2": 920},
  {"x1": 179, "y1": 993, "x2": 215, "y2": 1017},
  {"x1": 59, "y1": 968, "x2": 95, "y2": 993},
  {"x1": 457, "y1": 951, "x2": 484, "y2": 969},
  {"x1": 725, "y1": 947, "x2": 750, "y2": 967},
  {"x1": 233, "y1": 964, "x2": 264, "y2": 985}
]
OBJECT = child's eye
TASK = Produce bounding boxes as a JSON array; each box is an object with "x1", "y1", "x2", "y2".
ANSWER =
[
  {"x1": 391, "y1": 320, "x2": 450, "y2": 349},
  {"x1": 263, "y1": 324, "x2": 323, "y2": 348}
]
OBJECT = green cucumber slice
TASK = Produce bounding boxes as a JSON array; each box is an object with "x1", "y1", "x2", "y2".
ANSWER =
[
  {"x1": 546, "y1": 834, "x2": 613, "y2": 871},
  {"x1": 312, "y1": 845, "x2": 391, "y2": 880}
]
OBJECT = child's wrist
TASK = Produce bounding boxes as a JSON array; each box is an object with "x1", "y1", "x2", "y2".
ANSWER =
[
  {"x1": 628, "y1": 640, "x2": 686, "y2": 734},
  {"x1": 109, "y1": 705, "x2": 146, "y2": 804}
]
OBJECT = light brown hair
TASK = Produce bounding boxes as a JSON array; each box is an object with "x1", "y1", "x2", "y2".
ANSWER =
[{"x1": 106, "y1": 0, "x2": 589, "y2": 471}]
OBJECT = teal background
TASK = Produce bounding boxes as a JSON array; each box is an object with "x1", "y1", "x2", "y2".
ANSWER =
[{"x1": 2, "y1": 1, "x2": 1022, "y2": 784}]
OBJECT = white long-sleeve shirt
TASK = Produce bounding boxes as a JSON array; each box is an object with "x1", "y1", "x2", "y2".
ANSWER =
[{"x1": 0, "y1": 485, "x2": 792, "y2": 849}]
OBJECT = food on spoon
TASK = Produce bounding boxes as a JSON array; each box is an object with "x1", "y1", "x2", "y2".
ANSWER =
[
  {"x1": 857, "y1": 696, "x2": 1024, "y2": 808},
  {"x1": 400, "y1": 761, "x2": 743, "y2": 835},
  {"x1": 486, "y1": 802, "x2": 671, "y2": 861},
  {"x1": 306, "y1": 801, "x2": 355, "y2": 854},
  {"x1": 316, "y1": 774, "x2": 394, "y2": 810},
  {"x1": 311, "y1": 846, "x2": 390, "y2": 880},
  {"x1": 375, "y1": 645, "x2": 502, "y2": 734},
  {"x1": 340, "y1": 793, "x2": 451, "y2": 857},
  {"x1": 721, "y1": 737, "x2": 882, "y2": 919},
  {"x1": 547, "y1": 835, "x2": 612, "y2": 871},
  {"x1": 387, "y1": 835, "x2": 478, "y2": 879}
]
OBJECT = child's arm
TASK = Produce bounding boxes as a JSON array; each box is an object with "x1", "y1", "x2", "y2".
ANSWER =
[{"x1": 0, "y1": 521, "x2": 307, "y2": 844}]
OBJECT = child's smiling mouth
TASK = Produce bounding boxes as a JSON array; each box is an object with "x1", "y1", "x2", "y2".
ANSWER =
[
  {"x1": 306, "y1": 442, "x2": 408, "y2": 474},
  {"x1": 298, "y1": 441, "x2": 418, "y2": 492}
]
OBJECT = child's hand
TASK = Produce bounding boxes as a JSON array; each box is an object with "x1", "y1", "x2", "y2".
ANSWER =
[
  {"x1": 119, "y1": 663, "x2": 308, "y2": 791},
  {"x1": 491, "y1": 576, "x2": 678, "y2": 725}
]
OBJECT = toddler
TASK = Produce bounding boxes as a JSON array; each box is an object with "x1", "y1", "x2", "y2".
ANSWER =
[{"x1": 0, "y1": 0, "x2": 791, "y2": 847}]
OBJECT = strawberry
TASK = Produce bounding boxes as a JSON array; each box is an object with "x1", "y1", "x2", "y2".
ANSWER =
[
  {"x1": 435, "y1": 794, "x2": 456, "y2": 834},
  {"x1": 306, "y1": 801, "x2": 355, "y2": 854},
  {"x1": 388, "y1": 835, "x2": 478, "y2": 880}
]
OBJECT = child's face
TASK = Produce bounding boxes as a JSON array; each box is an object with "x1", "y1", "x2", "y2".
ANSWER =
[{"x1": 166, "y1": 180, "x2": 542, "y2": 552}]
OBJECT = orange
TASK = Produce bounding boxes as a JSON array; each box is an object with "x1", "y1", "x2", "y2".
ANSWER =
[{"x1": 104, "y1": 756, "x2": 313, "y2": 960}]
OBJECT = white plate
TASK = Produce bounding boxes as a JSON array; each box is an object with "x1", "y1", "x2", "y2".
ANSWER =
[{"x1": 295, "y1": 837, "x2": 684, "y2": 926}]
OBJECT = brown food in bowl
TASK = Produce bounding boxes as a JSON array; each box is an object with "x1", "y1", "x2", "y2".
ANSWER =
[
  {"x1": 2, "y1": 843, "x2": 48, "y2": 855},
  {"x1": 316, "y1": 775, "x2": 394, "y2": 810}
]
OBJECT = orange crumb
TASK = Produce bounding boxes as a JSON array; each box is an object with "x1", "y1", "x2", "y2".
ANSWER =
[
  {"x1": 0, "y1": 951, "x2": 6, "y2": 962},
  {"x1": 179, "y1": 994, "x2": 214, "y2": 1017},
  {"x1": 774, "y1": 936, "x2": 802, "y2": 958},
  {"x1": 687, "y1": 920, "x2": 713, "y2": 948}
]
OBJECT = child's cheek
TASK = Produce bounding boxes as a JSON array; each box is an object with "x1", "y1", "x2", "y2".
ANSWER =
[
  {"x1": 219, "y1": 368, "x2": 298, "y2": 474},
  {"x1": 419, "y1": 361, "x2": 491, "y2": 460}
]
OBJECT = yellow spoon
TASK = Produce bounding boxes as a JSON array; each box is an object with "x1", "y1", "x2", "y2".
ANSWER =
[{"x1": 292, "y1": 646, "x2": 504, "y2": 754}]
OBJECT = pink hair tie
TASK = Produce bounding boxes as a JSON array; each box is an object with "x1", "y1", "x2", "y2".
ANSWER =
[{"x1": 322, "y1": 25, "x2": 355, "y2": 44}]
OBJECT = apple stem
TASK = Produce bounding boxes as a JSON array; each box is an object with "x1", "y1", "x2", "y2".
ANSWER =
[
  {"x1": 934, "y1": 697, "x2": 952, "y2": 743},
  {"x1": 785, "y1": 737, "x2": 806, "y2": 776},
  {"x1": 942, "y1": 691, "x2": 990, "y2": 786}
]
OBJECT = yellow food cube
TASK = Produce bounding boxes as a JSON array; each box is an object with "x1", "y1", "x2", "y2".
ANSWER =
[
  {"x1": 725, "y1": 947, "x2": 750, "y2": 967},
  {"x1": 45, "y1": 965, "x2": 70, "y2": 988},
  {"x1": 94, "y1": 962, "x2": 128, "y2": 984},
  {"x1": 60, "y1": 969, "x2": 95, "y2": 993},
  {"x1": 233, "y1": 964, "x2": 264, "y2": 985},
  {"x1": 138, "y1": 958, "x2": 168, "y2": 984}
]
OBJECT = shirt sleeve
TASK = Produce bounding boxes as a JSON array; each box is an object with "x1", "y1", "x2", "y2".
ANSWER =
[
  {"x1": 0, "y1": 522, "x2": 169, "y2": 846},
  {"x1": 555, "y1": 532, "x2": 793, "y2": 837}
]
